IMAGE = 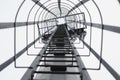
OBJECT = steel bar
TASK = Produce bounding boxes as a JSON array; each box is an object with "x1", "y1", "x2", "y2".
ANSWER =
[
  {"x1": 65, "y1": 25, "x2": 91, "y2": 80},
  {"x1": 46, "y1": 49, "x2": 73, "y2": 51},
  {"x1": 21, "y1": 27, "x2": 57, "y2": 80},
  {"x1": 67, "y1": 21, "x2": 120, "y2": 34},
  {"x1": 51, "y1": 42, "x2": 70, "y2": 43},
  {"x1": 0, "y1": 13, "x2": 83, "y2": 29},
  {"x1": 0, "y1": 36, "x2": 41, "y2": 71},
  {"x1": 39, "y1": 60, "x2": 77, "y2": 62},
  {"x1": 44, "y1": 53, "x2": 73, "y2": 55},
  {"x1": 37, "y1": 64, "x2": 78, "y2": 67},
  {"x1": 49, "y1": 45, "x2": 71, "y2": 47},
  {"x1": 21, "y1": 44, "x2": 47, "y2": 80},
  {"x1": 42, "y1": 56, "x2": 76, "y2": 58},
  {"x1": 85, "y1": 22, "x2": 120, "y2": 33},
  {"x1": 34, "y1": 71, "x2": 80, "y2": 74},
  {"x1": 48, "y1": 46, "x2": 72, "y2": 47},
  {"x1": 0, "y1": 22, "x2": 38, "y2": 29},
  {"x1": 58, "y1": 0, "x2": 62, "y2": 16},
  {"x1": 47, "y1": 48, "x2": 73, "y2": 49},
  {"x1": 45, "y1": 49, "x2": 72, "y2": 51},
  {"x1": 83, "y1": 41, "x2": 120, "y2": 80}
]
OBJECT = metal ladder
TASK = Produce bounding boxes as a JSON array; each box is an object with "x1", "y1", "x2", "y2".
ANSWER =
[{"x1": 31, "y1": 24, "x2": 82, "y2": 80}]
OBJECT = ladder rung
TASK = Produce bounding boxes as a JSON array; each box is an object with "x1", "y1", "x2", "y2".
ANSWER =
[
  {"x1": 45, "y1": 49, "x2": 72, "y2": 51},
  {"x1": 52, "y1": 42, "x2": 70, "y2": 43},
  {"x1": 47, "y1": 48, "x2": 73, "y2": 49},
  {"x1": 49, "y1": 45, "x2": 71, "y2": 47},
  {"x1": 40, "y1": 60, "x2": 77, "y2": 62},
  {"x1": 53, "y1": 35, "x2": 67, "y2": 37},
  {"x1": 42, "y1": 56, "x2": 76, "y2": 58},
  {"x1": 34, "y1": 71, "x2": 80, "y2": 75},
  {"x1": 48, "y1": 46, "x2": 72, "y2": 48},
  {"x1": 37, "y1": 64, "x2": 78, "y2": 67},
  {"x1": 44, "y1": 53, "x2": 73, "y2": 54},
  {"x1": 52, "y1": 38, "x2": 68, "y2": 39},
  {"x1": 45, "y1": 51, "x2": 72, "y2": 52}
]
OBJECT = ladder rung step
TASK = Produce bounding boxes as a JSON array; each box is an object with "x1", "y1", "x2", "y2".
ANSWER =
[
  {"x1": 42, "y1": 56, "x2": 76, "y2": 58},
  {"x1": 52, "y1": 38, "x2": 69, "y2": 39},
  {"x1": 37, "y1": 64, "x2": 78, "y2": 67},
  {"x1": 51, "y1": 39, "x2": 68, "y2": 40},
  {"x1": 53, "y1": 35, "x2": 67, "y2": 37},
  {"x1": 49, "y1": 46, "x2": 71, "y2": 47},
  {"x1": 44, "y1": 52, "x2": 73, "y2": 53},
  {"x1": 34, "y1": 71, "x2": 80, "y2": 75},
  {"x1": 52, "y1": 42, "x2": 70, "y2": 43},
  {"x1": 45, "y1": 50, "x2": 72, "y2": 51},
  {"x1": 47, "y1": 48, "x2": 73, "y2": 49},
  {"x1": 48, "y1": 46, "x2": 72, "y2": 48},
  {"x1": 40, "y1": 60, "x2": 77, "y2": 62},
  {"x1": 52, "y1": 37, "x2": 68, "y2": 39},
  {"x1": 45, "y1": 50, "x2": 72, "y2": 52},
  {"x1": 44, "y1": 53, "x2": 73, "y2": 54}
]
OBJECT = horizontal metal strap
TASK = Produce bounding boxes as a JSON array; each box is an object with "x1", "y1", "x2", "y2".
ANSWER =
[
  {"x1": 0, "y1": 22, "x2": 38, "y2": 29},
  {"x1": 37, "y1": 64, "x2": 78, "y2": 67},
  {"x1": 47, "y1": 47, "x2": 73, "y2": 49},
  {"x1": 34, "y1": 71, "x2": 80, "y2": 74},
  {"x1": 40, "y1": 60, "x2": 77, "y2": 62},
  {"x1": 42, "y1": 56, "x2": 76, "y2": 58},
  {"x1": 86, "y1": 22, "x2": 120, "y2": 34},
  {"x1": 44, "y1": 53, "x2": 73, "y2": 54},
  {"x1": 45, "y1": 49, "x2": 72, "y2": 51},
  {"x1": 48, "y1": 45, "x2": 71, "y2": 47}
]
